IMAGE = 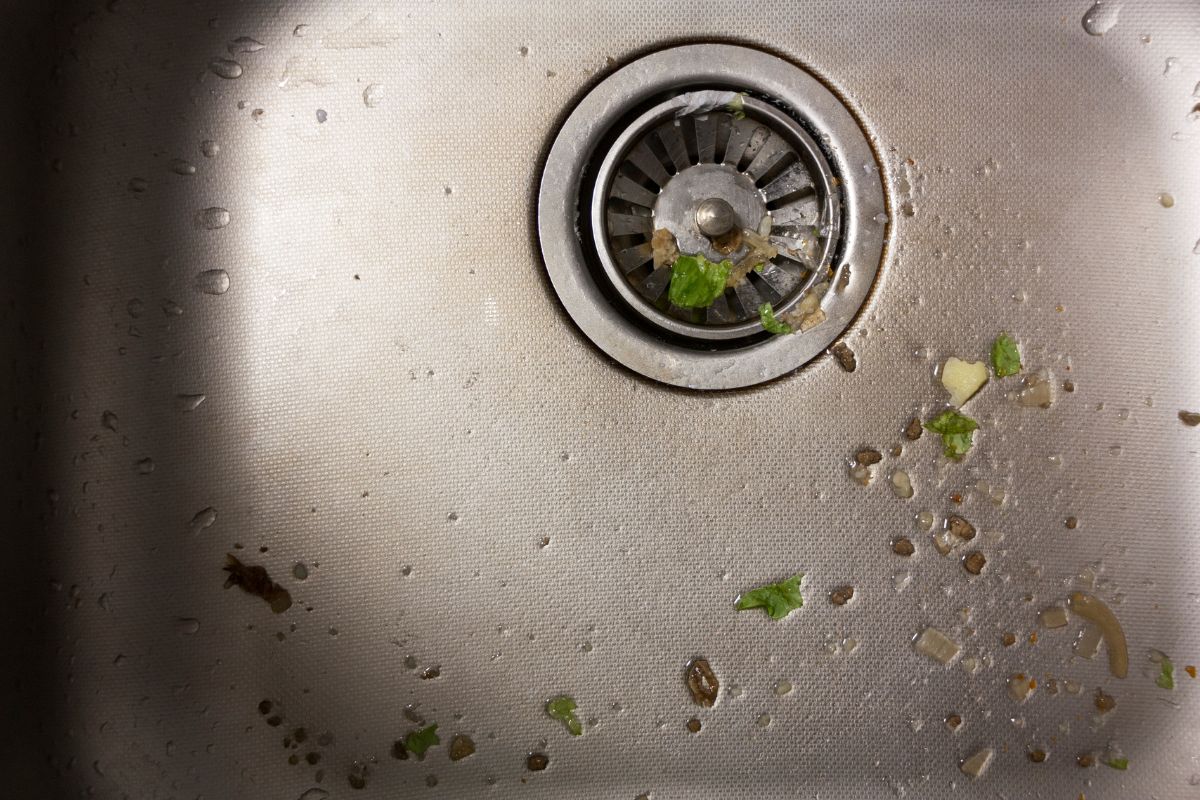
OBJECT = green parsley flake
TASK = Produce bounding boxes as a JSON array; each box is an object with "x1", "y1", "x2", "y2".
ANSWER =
[
  {"x1": 757, "y1": 303, "x2": 793, "y2": 335},
  {"x1": 668, "y1": 255, "x2": 733, "y2": 309},
  {"x1": 404, "y1": 724, "x2": 440, "y2": 758},
  {"x1": 1156, "y1": 657, "x2": 1175, "y2": 690},
  {"x1": 736, "y1": 574, "x2": 804, "y2": 620},
  {"x1": 1104, "y1": 757, "x2": 1129, "y2": 771},
  {"x1": 546, "y1": 695, "x2": 582, "y2": 736},
  {"x1": 924, "y1": 410, "x2": 979, "y2": 460},
  {"x1": 990, "y1": 333, "x2": 1022, "y2": 378}
]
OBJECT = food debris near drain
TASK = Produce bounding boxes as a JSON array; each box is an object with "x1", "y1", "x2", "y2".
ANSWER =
[
  {"x1": 941, "y1": 357, "x2": 989, "y2": 406},
  {"x1": 403, "y1": 724, "x2": 440, "y2": 759},
  {"x1": 545, "y1": 695, "x2": 583, "y2": 736},
  {"x1": 666, "y1": 253, "x2": 732, "y2": 308},
  {"x1": 1156, "y1": 657, "x2": 1176, "y2": 690},
  {"x1": 990, "y1": 332, "x2": 1022, "y2": 377},
  {"x1": 757, "y1": 302, "x2": 793, "y2": 335},
  {"x1": 735, "y1": 574, "x2": 805, "y2": 620},
  {"x1": 222, "y1": 554, "x2": 292, "y2": 613},
  {"x1": 685, "y1": 658, "x2": 719, "y2": 707},
  {"x1": 448, "y1": 734, "x2": 475, "y2": 761},
  {"x1": 1180, "y1": 410, "x2": 1200, "y2": 427},
  {"x1": 829, "y1": 342, "x2": 857, "y2": 371},
  {"x1": 924, "y1": 410, "x2": 979, "y2": 459}
]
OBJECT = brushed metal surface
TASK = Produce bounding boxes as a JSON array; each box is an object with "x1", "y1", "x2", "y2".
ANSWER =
[{"x1": 3, "y1": 1, "x2": 1200, "y2": 798}]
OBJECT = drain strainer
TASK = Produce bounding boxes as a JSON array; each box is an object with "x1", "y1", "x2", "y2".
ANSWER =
[{"x1": 538, "y1": 44, "x2": 886, "y2": 389}]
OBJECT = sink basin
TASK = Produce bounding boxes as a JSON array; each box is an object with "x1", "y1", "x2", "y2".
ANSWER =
[{"x1": 5, "y1": 1, "x2": 1199, "y2": 797}]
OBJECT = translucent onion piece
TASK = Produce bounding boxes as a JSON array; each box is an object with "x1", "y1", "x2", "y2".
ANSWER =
[{"x1": 1068, "y1": 592, "x2": 1128, "y2": 678}]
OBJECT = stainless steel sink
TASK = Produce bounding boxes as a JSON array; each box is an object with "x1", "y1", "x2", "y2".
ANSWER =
[{"x1": 5, "y1": 1, "x2": 1200, "y2": 797}]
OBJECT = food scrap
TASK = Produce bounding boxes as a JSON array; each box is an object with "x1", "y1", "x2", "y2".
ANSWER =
[
  {"x1": 546, "y1": 695, "x2": 583, "y2": 736},
  {"x1": 829, "y1": 585, "x2": 855, "y2": 606},
  {"x1": 526, "y1": 752, "x2": 549, "y2": 771},
  {"x1": 1180, "y1": 410, "x2": 1200, "y2": 427},
  {"x1": 735, "y1": 574, "x2": 804, "y2": 620},
  {"x1": 1104, "y1": 757, "x2": 1129, "y2": 771},
  {"x1": 924, "y1": 410, "x2": 979, "y2": 459},
  {"x1": 829, "y1": 342, "x2": 857, "y2": 372},
  {"x1": 404, "y1": 724, "x2": 440, "y2": 758},
  {"x1": 941, "y1": 357, "x2": 989, "y2": 406},
  {"x1": 914, "y1": 627, "x2": 961, "y2": 664},
  {"x1": 960, "y1": 747, "x2": 994, "y2": 779},
  {"x1": 1068, "y1": 592, "x2": 1128, "y2": 678},
  {"x1": 990, "y1": 333, "x2": 1022, "y2": 377},
  {"x1": 757, "y1": 303, "x2": 793, "y2": 335},
  {"x1": 685, "y1": 658, "x2": 719, "y2": 707},
  {"x1": 667, "y1": 254, "x2": 732, "y2": 308},
  {"x1": 1156, "y1": 657, "x2": 1175, "y2": 690},
  {"x1": 448, "y1": 734, "x2": 476, "y2": 761},
  {"x1": 222, "y1": 554, "x2": 292, "y2": 613}
]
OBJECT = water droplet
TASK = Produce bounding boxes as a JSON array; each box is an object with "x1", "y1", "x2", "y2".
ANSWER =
[
  {"x1": 362, "y1": 83, "x2": 383, "y2": 107},
  {"x1": 316, "y1": 109, "x2": 328, "y2": 123},
  {"x1": 197, "y1": 207, "x2": 230, "y2": 229},
  {"x1": 518, "y1": 45, "x2": 529, "y2": 57},
  {"x1": 228, "y1": 36, "x2": 264, "y2": 54},
  {"x1": 400, "y1": 564, "x2": 413, "y2": 576},
  {"x1": 175, "y1": 618, "x2": 200, "y2": 635},
  {"x1": 175, "y1": 393, "x2": 207, "y2": 412},
  {"x1": 293, "y1": 24, "x2": 309, "y2": 37},
  {"x1": 209, "y1": 59, "x2": 244, "y2": 79},
  {"x1": 162, "y1": 299, "x2": 184, "y2": 316},
  {"x1": 127, "y1": 177, "x2": 148, "y2": 193},
  {"x1": 98, "y1": 592, "x2": 111, "y2": 611},
  {"x1": 873, "y1": 212, "x2": 888, "y2": 223},
  {"x1": 101, "y1": 410, "x2": 118, "y2": 431},
  {"x1": 125, "y1": 298, "x2": 145, "y2": 318},
  {"x1": 1081, "y1": 1, "x2": 1120, "y2": 36},
  {"x1": 190, "y1": 507, "x2": 217, "y2": 533},
  {"x1": 1158, "y1": 192, "x2": 1175, "y2": 208},
  {"x1": 1108, "y1": 444, "x2": 1123, "y2": 456},
  {"x1": 293, "y1": 562, "x2": 309, "y2": 581},
  {"x1": 135, "y1": 457, "x2": 155, "y2": 474},
  {"x1": 1193, "y1": 238, "x2": 1200, "y2": 255},
  {"x1": 169, "y1": 158, "x2": 196, "y2": 176},
  {"x1": 447, "y1": 511, "x2": 459, "y2": 522},
  {"x1": 113, "y1": 654, "x2": 126, "y2": 666},
  {"x1": 1164, "y1": 57, "x2": 1181, "y2": 76},
  {"x1": 200, "y1": 140, "x2": 220, "y2": 158},
  {"x1": 194, "y1": 269, "x2": 230, "y2": 295},
  {"x1": 1140, "y1": 33, "x2": 1152, "y2": 44},
  {"x1": 756, "y1": 713, "x2": 772, "y2": 728},
  {"x1": 775, "y1": 680, "x2": 793, "y2": 696}
]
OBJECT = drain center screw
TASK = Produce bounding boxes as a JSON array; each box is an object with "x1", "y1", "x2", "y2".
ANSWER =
[{"x1": 694, "y1": 197, "x2": 738, "y2": 238}]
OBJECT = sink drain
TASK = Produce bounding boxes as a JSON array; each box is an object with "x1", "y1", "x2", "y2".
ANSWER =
[{"x1": 538, "y1": 44, "x2": 886, "y2": 389}]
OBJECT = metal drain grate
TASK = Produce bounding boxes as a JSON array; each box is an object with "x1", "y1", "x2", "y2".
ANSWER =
[
  {"x1": 539, "y1": 45, "x2": 887, "y2": 389},
  {"x1": 592, "y1": 93, "x2": 840, "y2": 340}
]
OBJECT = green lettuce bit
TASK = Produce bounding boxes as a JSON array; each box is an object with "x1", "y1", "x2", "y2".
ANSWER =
[
  {"x1": 991, "y1": 333, "x2": 1022, "y2": 377},
  {"x1": 1156, "y1": 657, "x2": 1175, "y2": 690},
  {"x1": 668, "y1": 254, "x2": 732, "y2": 309},
  {"x1": 727, "y1": 92, "x2": 746, "y2": 120},
  {"x1": 757, "y1": 303, "x2": 793, "y2": 335},
  {"x1": 405, "y1": 724, "x2": 440, "y2": 757},
  {"x1": 736, "y1": 574, "x2": 804, "y2": 620},
  {"x1": 924, "y1": 410, "x2": 979, "y2": 459},
  {"x1": 1104, "y1": 757, "x2": 1129, "y2": 770},
  {"x1": 546, "y1": 695, "x2": 582, "y2": 736}
]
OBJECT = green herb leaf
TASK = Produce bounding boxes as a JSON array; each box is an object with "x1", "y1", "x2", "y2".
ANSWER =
[
  {"x1": 726, "y1": 93, "x2": 746, "y2": 120},
  {"x1": 924, "y1": 410, "x2": 979, "y2": 459},
  {"x1": 1104, "y1": 757, "x2": 1129, "y2": 771},
  {"x1": 546, "y1": 695, "x2": 582, "y2": 736},
  {"x1": 990, "y1": 333, "x2": 1022, "y2": 378},
  {"x1": 668, "y1": 255, "x2": 733, "y2": 309},
  {"x1": 736, "y1": 574, "x2": 804, "y2": 620},
  {"x1": 1156, "y1": 657, "x2": 1175, "y2": 690},
  {"x1": 404, "y1": 724, "x2": 440, "y2": 758},
  {"x1": 753, "y1": 263, "x2": 765, "y2": 273},
  {"x1": 757, "y1": 303, "x2": 793, "y2": 335}
]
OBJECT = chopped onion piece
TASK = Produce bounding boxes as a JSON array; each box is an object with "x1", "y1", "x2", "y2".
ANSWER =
[
  {"x1": 1039, "y1": 606, "x2": 1068, "y2": 629},
  {"x1": 915, "y1": 627, "x2": 961, "y2": 664},
  {"x1": 890, "y1": 469, "x2": 914, "y2": 499},
  {"x1": 960, "y1": 748, "x2": 994, "y2": 779},
  {"x1": 1008, "y1": 673, "x2": 1036, "y2": 702},
  {"x1": 1068, "y1": 592, "x2": 1128, "y2": 678}
]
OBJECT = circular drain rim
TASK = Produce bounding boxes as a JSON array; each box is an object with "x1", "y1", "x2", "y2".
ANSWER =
[
  {"x1": 538, "y1": 44, "x2": 887, "y2": 390},
  {"x1": 591, "y1": 94, "x2": 841, "y2": 340}
]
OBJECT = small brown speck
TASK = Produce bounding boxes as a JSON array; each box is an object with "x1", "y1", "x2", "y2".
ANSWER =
[
  {"x1": 950, "y1": 492, "x2": 963, "y2": 504},
  {"x1": 904, "y1": 417, "x2": 923, "y2": 441},
  {"x1": 1062, "y1": 380, "x2": 1075, "y2": 392},
  {"x1": 1077, "y1": 753, "x2": 1095, "y2": 768},
  {"x1": 944, "y1": 713, "x2": 962, "y2": 730},
  {"x1": 892, "y1": 537, "x2": 915, "y2": 557},
  {"x1": 889, "y1": 444, "x2": 903, "y2": 458},
  {"x1": 1180, "y1": 410, "x2": 1200, "y2": 427},
  {"x1": 292, "y1": 727, "x2": 307, "y2": 744},
  {"x1": 306, "y1": 752, "x2": 321, "y2": 765},
  {"x1": 258, "y1": 699, "x2": 273, "y2": 715},
  {"x1": 1002, "y1": 632, "x2": 1016, "y2": 647},
  {"x1": 855, "y1": 448, "x2": 882, "y2": 466},
  {"x1": 1065, "y1": 516, "x2": 1078, "y2": 529},
  {"x1": 1029, "y1": 749, "x2": 1047, "y2": 763},
  {"x1": 830, "y1": 342, "x2": 857, "y2": 372},
  {"x1": 685, "y1": 718, "x2": 702, "y2": 734},
  {"x1": 287, "y1": 753, "x2": 299, "y2": 765},
  {"x1": 685, "y1": 658, "x2": 719, "y2": 707},
  {"x1": 1094, "y1": 688, "x2": 1116, "y2": 713},
  {"x1": 539, "y1": 536, "x2": 551, "y2": 548},
  {"x1": 962, "y1": 551, "x2": 986, "y2": 575},
  {"x1": 526, "y1": 752, "x2": 549, "y2": 771},
  {"x1": 391, "y1": 740, "x2": 408, "y2": 760},
  {"x1": 829, "y1": 585, "x2": 855, "y2": 606},
  {"x1": 947, "y1": 515, "x2": 975, "y2": 540},
  {"x1": 420, "y1": 666, "x2": 441, "y2": 680},
  {"x1": 266, "y1": 715, "x2": 283, "y2": 727}
]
